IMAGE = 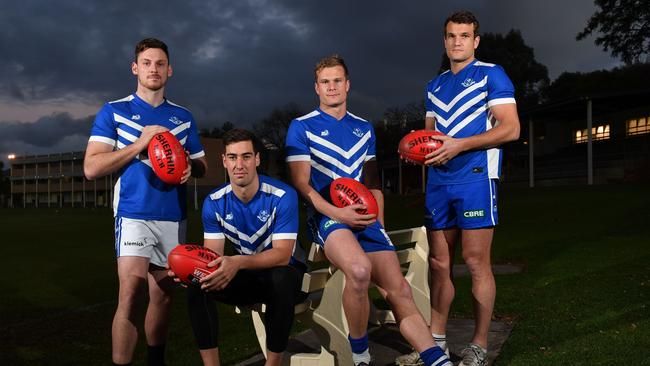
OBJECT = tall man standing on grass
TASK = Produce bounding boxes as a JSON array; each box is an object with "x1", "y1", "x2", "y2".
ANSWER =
[
  {"x1": 84, "y1": 38, "x2": 207, "y2": 366},
  {"x1": 396, "y1": 10, "x2": 520, "y2": 366},
  {"x1": 285, "y1": 54, "x2": 451, "y2": 366}
]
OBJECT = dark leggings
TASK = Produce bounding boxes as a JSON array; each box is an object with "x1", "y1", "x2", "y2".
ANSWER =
[{"x1": 187, "y1": 265, "x2": 305, "y2": 353}]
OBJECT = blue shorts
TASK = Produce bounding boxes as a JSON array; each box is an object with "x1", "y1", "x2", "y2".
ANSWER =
[
  {"x1": 424, "y1": 179, "x2": 498, "y2": 230},
  {"x1": 308, "y1": 211, "x2": 395, "y2": 253}
]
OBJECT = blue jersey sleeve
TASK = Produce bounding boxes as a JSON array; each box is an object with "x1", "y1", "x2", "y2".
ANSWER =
[
  {"x1": 285, "y1": 120, "x2": 310, "y2": 162},
  {"x1": 272, "y1": 188, "x2": 299, "y2": 240},
  {"x1": 487, "y1": 66, "x2": 516, "y2": 107},
  {"x1": 89, "y1": 104, "x2": 118, "y2": 146},
  {"x1": 202, "y1": 197, "x2": 225, "y2": 240},
  {"x1": 184, "y1": 114, "x2": 205, "y2": 159}
]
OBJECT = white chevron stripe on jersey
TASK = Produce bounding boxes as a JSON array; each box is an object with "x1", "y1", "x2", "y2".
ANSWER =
[
  {"x1": 113, "y1": 113, "x2": 144, "y2": 131},
  {"x1": 117, "y1": 128, "x2": 138, "y2": 143},
  {"x1": 311, "y1": 160, "x2": 363, "y2": 180},
  {"x1": 447, "y1": 104, "x2": 488, "y2": 137},
  {"x1": 309, "y1": 147, "x2": 367, "y2": 175},
  {"x1": 224, "y1": 232, "x2": 242, "y2": 246},
  {"x1": 428, "y1": 76, "x2": 487, "y2": 113},
  {"x1": 435, "y1": 92, "x2": 487, "y2": 128},
  {"x1": 179, "y1": 136, "x2": 188, "y2": 145},
  {"x1": 260, "y1": 183, "x2": 286, "y2": 197},
  {"x1": 311, "y1": 161, "x2": 341, "y2": 180},
  {"x1": 216, "y1": 208, "x2": 277, "y2": 245},
  {"x1": 305, "y1": 130, "x2": 371, "y2": 159},
  {"x1": 170, "y1": 122, "x2": 191, "y2": 136}
]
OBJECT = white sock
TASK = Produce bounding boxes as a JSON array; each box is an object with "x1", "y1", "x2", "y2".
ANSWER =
[
  {"x1": 352, "y1": 348, "x2": 371, "y2": 365},
  {"x1": 433, "y1": 333, "x2": 447, "y2": 350}
]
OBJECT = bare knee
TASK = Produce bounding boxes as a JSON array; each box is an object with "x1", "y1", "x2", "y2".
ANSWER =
[
  {"x1": 462, "y1": 251, "x2": 492, "y2": 278},
  {"x1": 118, "y1": 282, "x2": 147, "y2": 311},
  {"x1": 429, "y1": 255, "x2": 452, "y2": 277},
  {"x1": 345, "y1": 261, "x2": 372, "y2": 292}
]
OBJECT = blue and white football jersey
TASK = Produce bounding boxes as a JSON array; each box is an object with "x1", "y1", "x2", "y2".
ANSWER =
[
  {"x1": 202, "y1": 175, "x2": 305, "y2": 266},
  {"x1": 88, "y1": 93, "x2": 205, "y2": 221},
  {"x1": 425, "y1": 60, "x2": 515, "y2": 184},
  {"x1": 285, "y1": 108, "x2": 376, "y2": 195}
]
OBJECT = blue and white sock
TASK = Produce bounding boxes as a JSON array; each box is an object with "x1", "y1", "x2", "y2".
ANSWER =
[
  {"x1": 348, "y1": 334, "x2": 370, "y2": 365},
  {"x1": 432, "y1": 332, "x2": 447, "y2": 352},
  {"x1": 420, "y1": 345, "x2": 452, "y2": 366}
]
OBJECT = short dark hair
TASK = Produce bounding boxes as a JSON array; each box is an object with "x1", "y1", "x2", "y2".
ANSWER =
[
  {"x1": 135, "y1": 38, "x2": 169, "y2": 62},
  {"x1": 444, "y1": 11, "x2": 480, "y2": 37},
  {"x1": 222, "y1": 128, "x2": 260, "y2": 154},
  {"x1": 314, "y1": 54, "x2": 349, "y2": 81}
]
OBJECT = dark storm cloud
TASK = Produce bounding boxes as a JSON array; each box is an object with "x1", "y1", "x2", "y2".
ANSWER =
[
  {"x1": 0, "y1": 0, "x2": 618, "y2": 161},
  {"x1": 0, "y1": 113, "x2": 93, "y2": 157}
]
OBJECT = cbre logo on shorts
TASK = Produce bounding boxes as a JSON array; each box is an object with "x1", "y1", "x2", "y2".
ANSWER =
[
  {"x1": 463, "y1": 210, "x2": 485, "y2": 218},
  {"x1": 323, "y1": 219, "x2": 339, "y2": 230}
]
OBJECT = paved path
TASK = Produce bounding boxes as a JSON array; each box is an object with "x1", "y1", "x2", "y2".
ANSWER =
[{"x1": 237, "y1": 318, "x2": 513, "y2": 366}]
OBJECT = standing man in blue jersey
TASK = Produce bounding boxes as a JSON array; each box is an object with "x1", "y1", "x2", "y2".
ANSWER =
[
  {"x1": 84, "y1": 38, "x2": 207, "y2": 366},
  {"x1": 174, "y1": 128, "x2": 306, "y2": 366},
  {"x1": 396, "y1": 11, "x2": 521, "y2": 366},
  {"x1": 285, "y1": 55, "x2": 451, "y2": 366}
]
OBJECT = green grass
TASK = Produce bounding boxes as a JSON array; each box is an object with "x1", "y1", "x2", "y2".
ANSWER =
[{"x1": 1, "y1": 184, "x2": 649, "y2": 365}]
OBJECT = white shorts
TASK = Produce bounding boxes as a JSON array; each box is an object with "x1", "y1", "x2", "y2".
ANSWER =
[{"x1": 114, "y1": 217, "x2": 187, "y2": 267}]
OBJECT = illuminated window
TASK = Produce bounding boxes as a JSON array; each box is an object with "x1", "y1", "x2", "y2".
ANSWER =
[
  {"x1": 574, "y1": 124, "x2": 610, "y2": 143},
  {"x1": 627, "y1": 117, "x2": 650, "y2": 136}
]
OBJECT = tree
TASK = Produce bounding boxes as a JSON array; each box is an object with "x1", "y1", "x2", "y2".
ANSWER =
[
  {"x1": 439, "y1": 30, "x2": 550, "y2": 110},
  {"x1": 546, "y1": 63, "x2": 650, "y2": 101},
  {"x1": 577, "y1": 0, "x2": 650, "y2": 64},
  {"x1": 200, "y1": 121, "x2": 235, "y2": 138},
  {"x1": 253, "y1": 103, "x2": 305, "y2": 179},
  {"x1": 253, "y1": 103, "x2": 304, "y2": 150}
]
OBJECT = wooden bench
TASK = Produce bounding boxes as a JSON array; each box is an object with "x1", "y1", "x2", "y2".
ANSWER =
[{"x1": 236, "y1": 226, "x2": 431, "y2": 366}]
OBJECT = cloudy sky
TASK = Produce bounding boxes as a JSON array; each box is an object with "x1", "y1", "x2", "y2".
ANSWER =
[{"x1": 0, "y1": 0, "x2": 619, "y2": 165}]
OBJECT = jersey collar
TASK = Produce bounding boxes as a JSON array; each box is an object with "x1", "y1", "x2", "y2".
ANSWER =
[{"x1": 131, "y1": 93, "x2": 168, "y2": 110}]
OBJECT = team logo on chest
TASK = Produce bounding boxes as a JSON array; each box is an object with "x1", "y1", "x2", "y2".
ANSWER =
[
  {"x1": 461, "y1": 78, "x2": 476, "y2": 87},
  {"x1": 257, "y1": 210, "x2": 270, "y2": 222},
  {"x1": 169, "y1": 116, "x2": 186, "y2": 125},
  {"x1": 320, "y1": 129, "x2": 329, "y2": 137},
  {"x1": 131, "y1": 114, "x2": 141, "y2": 120},
  {"x1": 225, "y1": 213, "x2": 233, "y2": 221},
  {"x1": 352, "y1": 127, "x2": 364, "y2": 138}
]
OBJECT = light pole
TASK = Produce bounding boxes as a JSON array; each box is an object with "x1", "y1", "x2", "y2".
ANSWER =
[{"x1": 7, "y1": 154, "x2": 16, "y2": 208}]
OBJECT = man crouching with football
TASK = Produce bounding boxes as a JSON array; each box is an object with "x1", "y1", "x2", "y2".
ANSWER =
[{"x1": 169, "y1": 128, "x2": 306, "y2": 366}]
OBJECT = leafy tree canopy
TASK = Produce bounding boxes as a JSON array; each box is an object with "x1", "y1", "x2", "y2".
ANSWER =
[{"x1": 577, "y1": 0, "x2": 650, "y2": 64}]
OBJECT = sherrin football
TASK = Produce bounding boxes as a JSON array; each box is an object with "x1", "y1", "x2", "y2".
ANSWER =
[
  {"x1": 398, "y1": 130, "x2": 445, "y2": 165},
  {"x1": 168, "y1": 244, "x2": 220, "y2": 286},
  {"x1": 330, "y1": 177, "x2": 379, "y2": 216},
  {"x1": 148, "y1": 131, "x2": 187, "y2": 185}
]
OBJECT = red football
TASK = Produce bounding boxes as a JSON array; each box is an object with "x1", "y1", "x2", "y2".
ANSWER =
[
  {"x1": 148, "y1": 131, "x2": 188, "y2": 185},
  {"x1": 329, "y1": 177, "x2": 379, "y2": 216},
  {"x1": 168, "y1": 244, "x2": 220, "y2": 286},
  {"x1": 398, "y1": 130, "x2": 445, "y2": 165}
]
